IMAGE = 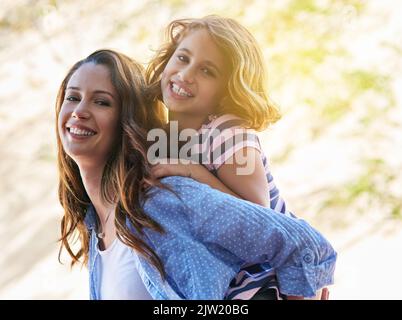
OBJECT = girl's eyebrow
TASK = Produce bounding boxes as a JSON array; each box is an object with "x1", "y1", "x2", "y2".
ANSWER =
[
  {"x1": 177, "y1": 48, "x2": 193, "y2": 55},
  {"x1": 177, "y1": 48, "x2": 222, "y2": 75},
  {"x1": 66, "y1": 86, "x2": 116, "y2": 100}
]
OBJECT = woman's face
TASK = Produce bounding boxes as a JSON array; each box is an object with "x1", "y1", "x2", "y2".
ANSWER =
[
  {"x1": 161, "y1": 28, "x2": 229, "y2": 119},
  {"x1": 58, "y1": 63, "x2": 120, "y2": 167}
]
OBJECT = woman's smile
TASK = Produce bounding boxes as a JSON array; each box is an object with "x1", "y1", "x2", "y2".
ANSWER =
[
  {"x1": 66, "y1": 123, "x2": 97, "y2": 140},
  {"x1": 58, "y1": 63, "x2": 119, "y2": 163}
]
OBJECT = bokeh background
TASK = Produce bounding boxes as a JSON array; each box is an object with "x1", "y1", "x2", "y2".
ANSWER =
[{"x1": 0, "y1": 0, "x2": 401, "y2": 299}]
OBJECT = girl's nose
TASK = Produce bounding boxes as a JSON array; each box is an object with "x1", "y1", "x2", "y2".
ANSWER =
[
  {"x1": 72, "y1": 100, "x2": 90, "y2": 119},
  {"x1": 178, "y1": 67, "x2": 195, "y2": 84}
]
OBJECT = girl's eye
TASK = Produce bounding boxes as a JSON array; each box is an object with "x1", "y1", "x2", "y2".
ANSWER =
[
  {"x1": 201, "y1": 67, "x2": 215, "y2": 78},
  {"x1": 95, "y1": 100, "x2": 111, "y2": 107},
  {"x1": 177, "y1": 55, "x2": 189, "y2": 63}
]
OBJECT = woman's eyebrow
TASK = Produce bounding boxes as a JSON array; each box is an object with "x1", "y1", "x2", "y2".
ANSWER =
[
  {"x1": 66, "y1": 86, "x2": 116, "y2": 100},
  {"x1": 93, "y1": 90, "x2": 115, "y2": 100}
]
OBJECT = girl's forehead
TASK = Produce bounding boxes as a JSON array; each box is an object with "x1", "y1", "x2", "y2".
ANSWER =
[
  {"x1": 177, "y1": 29, "x2": 223, "y2": 57},
  {"x1": 176, "y1": 29, "x2": 230, "y2": 75},
  {"x1": 178, "y1": 28, "x2": 211, "y2": 45}
]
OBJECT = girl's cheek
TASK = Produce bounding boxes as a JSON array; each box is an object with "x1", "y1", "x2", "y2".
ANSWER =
[
  {"x1": 161, "y1": 70, "x2": 168, "y2": 83},
  {"x1": 162, "y1": 68, "x2": 170, "y2": 78}
]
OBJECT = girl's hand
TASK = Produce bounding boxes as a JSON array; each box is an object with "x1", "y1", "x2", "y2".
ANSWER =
[
  {"x1": 320, "y1": 287, "x2": 330, "y2": 300},
  {"x1": 152, "y1": 160, "x2": 242, "y2": 198},
  {"x1": 151, "y1": 161, "x2": 192, "y2": 179}
]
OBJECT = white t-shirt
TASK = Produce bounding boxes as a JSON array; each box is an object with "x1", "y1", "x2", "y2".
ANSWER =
[{"x1": 97, "y1": 238, "x2": 153, "y2": 300}]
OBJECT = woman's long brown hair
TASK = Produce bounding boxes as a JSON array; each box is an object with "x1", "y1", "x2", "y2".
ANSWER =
[{"x1": 56, "y1": 49, "x2": 167, "y2": 278}]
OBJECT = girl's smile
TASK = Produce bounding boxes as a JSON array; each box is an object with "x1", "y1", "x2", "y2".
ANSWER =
[
  {"x1": 166, "y1": 80, "x2": 194, "y2": 101},
  {"x1": 169, "y1": 81, "x2": 194, "y2": 98},
  {"x1": 161, "y1": 29, "x2": 229, "y2": 119}
]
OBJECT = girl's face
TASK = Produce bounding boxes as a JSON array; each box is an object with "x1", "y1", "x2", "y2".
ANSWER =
[
  {"x1": 58, "y1": 63, "x2": 120, "y2": 167},
  {"x1": 161, "y1": 28, "x2": 229, "y2": 119}
]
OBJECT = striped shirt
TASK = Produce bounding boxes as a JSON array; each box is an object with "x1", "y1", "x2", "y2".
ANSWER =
[{"x1": 191, "y1": 114, "x2": 296, "y2": 299}]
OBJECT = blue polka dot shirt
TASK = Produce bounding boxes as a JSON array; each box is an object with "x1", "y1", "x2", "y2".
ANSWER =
[{"x1": 86, "y1": 176, "x2": 336, "y2": 299}]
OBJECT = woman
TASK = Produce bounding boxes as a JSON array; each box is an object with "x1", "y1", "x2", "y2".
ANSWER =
[{"x1": 56, "y1": 49, "x2": 336, "y2": 300}]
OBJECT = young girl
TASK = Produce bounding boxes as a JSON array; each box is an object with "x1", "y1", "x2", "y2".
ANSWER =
[
  {"x1": 146, "y1": 16, "x2": 325, "y2": 299},
  {"x1": 57, "y1": 49, "x2": 335, "y2": 300}
]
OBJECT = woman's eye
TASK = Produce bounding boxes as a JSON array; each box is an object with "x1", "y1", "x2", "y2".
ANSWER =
[
  {"x1": 95, "y1": 100, "x2": 111, "y2": 107},
  {"x1": 66, "y1": 96, "x2": 79, "y2": 102}
]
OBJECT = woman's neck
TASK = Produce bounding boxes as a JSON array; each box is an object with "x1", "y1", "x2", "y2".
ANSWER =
[
  {"x1": 78, "y1": 161, "x2": 116, "y2": 249},
  {"x1": 78, "y1": 162, "x2": 112, "y2": 218},
  {"x1": 169, "y1": 111, "x2": 207, "y2": 131}
]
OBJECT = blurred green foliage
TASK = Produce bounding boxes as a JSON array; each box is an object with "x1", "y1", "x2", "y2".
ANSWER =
[
  {"x1": 346, "y1": 70, "x2": 390, "y2": 94},
  {"x1": 0, "y1": 0, "x2": 58, "y2": 32},
  {"x1": 320, "y1": 158, "x2": 401, "y2": 219}
]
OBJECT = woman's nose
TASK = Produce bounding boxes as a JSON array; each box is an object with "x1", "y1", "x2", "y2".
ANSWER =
[{"x1": 72, "y1": 100, "x2": 90, "y2": 119}]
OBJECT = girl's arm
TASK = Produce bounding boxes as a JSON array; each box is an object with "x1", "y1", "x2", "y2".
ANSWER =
[
  {"x1": 216, "y1": 147, "x2": 269, "y2": 207},
  {"x1": 151, "y1": 147, "x2": 269, "y2": 207},
  {"x1": 151, "y1": 162, "x2": 241, "y2": 199}
]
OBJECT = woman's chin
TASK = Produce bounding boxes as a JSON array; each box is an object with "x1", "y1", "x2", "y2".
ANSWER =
[{"x1": 65, "y1": 146, "x2": 94, "y2": 161}]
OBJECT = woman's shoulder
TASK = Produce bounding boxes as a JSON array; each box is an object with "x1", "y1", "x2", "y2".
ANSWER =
[
  {"x1": 152, "y1": 176, "x2": 211, "y2": 197},
  {"x1": 143, "y1": 177, "x2": 223, "y2": 223},
  {"x1": 145, "y1": 177, "x2": 209, "y2": 207},
  {"x1": 146, "y1": 176, "x2": 234, "y2": 208}
]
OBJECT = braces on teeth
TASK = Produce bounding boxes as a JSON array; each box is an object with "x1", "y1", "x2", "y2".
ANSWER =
[{"x1": 172, "y1": 83, "x2": 192, "y2": 97}]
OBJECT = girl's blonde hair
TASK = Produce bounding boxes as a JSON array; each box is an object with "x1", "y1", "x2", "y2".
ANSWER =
[{"x1": 146, "y1": 15, "x2": 281, "y2": 131}]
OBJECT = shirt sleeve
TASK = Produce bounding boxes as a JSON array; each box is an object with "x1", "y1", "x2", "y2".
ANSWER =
[
  {"x1": 212, "y1": 129, "x2": 263, "y2": 171},
  {"x1": 202, "y1": 115, "x2": 263, "y2": 171},
  {"x1": 156, "y1": 176, "x2": 337, "y2": 298}
]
